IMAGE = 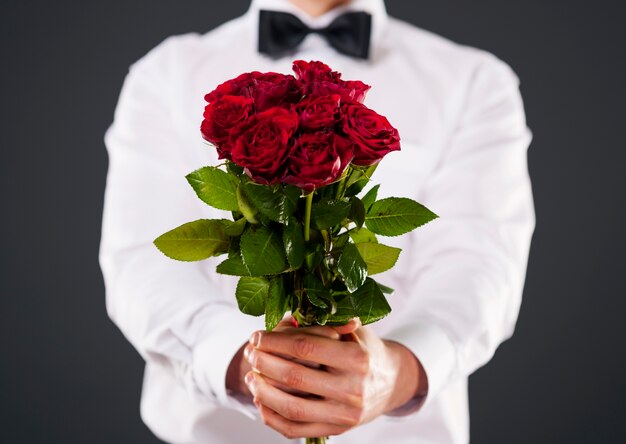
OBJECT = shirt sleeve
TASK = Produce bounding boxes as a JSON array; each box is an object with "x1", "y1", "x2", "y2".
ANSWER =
[
  {"x1": 99, "y1": 39, "x2": 262, "y2": 414},
  {"x1": 384, "y1": 53, "x2": 535, "y2": 409}
]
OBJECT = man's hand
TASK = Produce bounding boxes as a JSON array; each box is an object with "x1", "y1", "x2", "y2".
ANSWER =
[
  {"x1": 242, "y1": 320, "x2": 428, "y2": 439},
  {"x1": 225, "y1": 320, "x2": 342, "y2": 400}
]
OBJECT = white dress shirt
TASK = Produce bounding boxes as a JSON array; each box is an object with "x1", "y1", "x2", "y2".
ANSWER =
[{"x1": 99, "y1": 0, "x2": 535, "y2": 442}]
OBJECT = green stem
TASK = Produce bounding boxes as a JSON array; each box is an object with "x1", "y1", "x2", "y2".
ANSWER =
[
  {"x1": 320, "y1": 230, "x2": 331, "y2": 252},
  {"x1": 335, "y1": 176, "x2": 347, "y2": 200},
  {"x1": 305, "y1": 437, "x2": 327, "y2": 444},
  {"x1": 303, "y1": 192, "x2": 314, "y2": 242}
]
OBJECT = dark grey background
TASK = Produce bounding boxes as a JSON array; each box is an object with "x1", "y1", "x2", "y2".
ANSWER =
[{"x1": 1, "y1": 1, "x2": 625, "y2": 443}]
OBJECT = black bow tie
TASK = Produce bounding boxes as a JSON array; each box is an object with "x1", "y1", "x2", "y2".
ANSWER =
[{"x1": 258, "y1": 10, "x2": 372, "y2": 59}]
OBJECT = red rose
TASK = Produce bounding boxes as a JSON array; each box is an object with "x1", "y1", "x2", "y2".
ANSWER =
[
  {"x1": 336, "y1": 79, "x2": 370, "y2": 103},
  {"x1": 342, "y1": 102, "x2": 400, "y2": 166},
  {"x1": 200, "y1": 95, "x2": 254, "y2": 160},
  {"x1": 205, "y1": 71, "x2": 301, "y2": 111},
  {"x1": 296, "y1": 94, "x2": 341, "y2": 131},
  {"x1": 252, "y1": 72, "x2": 302, "y2": 111},
  {"x1": 204, "y1": 72, "x2": 256, "y2": 102},
  {"x1": 292, "y1": 60, "x2": 371, "y2": 103},
  {"x1": 292, "y1": 60, "x2": 340, "y2": 83},
  {"x1": 283, "y1": 131, "x2": 354, "y2": 192},
  {"x1": 230, "y1": 107, "x2": 299, "y2": 184}
]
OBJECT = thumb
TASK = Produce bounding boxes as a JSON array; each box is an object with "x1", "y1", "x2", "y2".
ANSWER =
[{"x1": 332, "y1": 317, "x2": 362, "y2": 336}]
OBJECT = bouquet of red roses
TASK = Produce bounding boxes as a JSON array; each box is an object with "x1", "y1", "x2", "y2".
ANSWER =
[
  {"x1": 154, "y1": 61, "x2": 437, "y2": 442},
  {"x1": 155, "y1": 59, "x2": 437, "y2": 330}
]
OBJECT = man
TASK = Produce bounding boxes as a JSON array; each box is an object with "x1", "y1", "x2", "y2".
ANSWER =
[{"x1": 99, "y1": 0, "x2": 535, "y2": 442}]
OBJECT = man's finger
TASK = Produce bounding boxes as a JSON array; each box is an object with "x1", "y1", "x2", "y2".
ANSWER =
[
  {"x1": 249, "y1": 331, "x2": 366, "y2": 371},
  {"x1": 278, "y1": 326, "x2": 341, "y2": 340},
  {"x1": 272, "y1": 318, "x2": 341, "y2": 340},
  {"x1": 256, "y1": 403, "x2": 351, "y2": 439},
  {"x1": 246, "y1": 348, "x2": 361, "y2": 406},
  {"x1": 332, "y1": 318, "x2": 362, "y2": 336},
  {"x1": 245, "y1": 372, "x2": 359, "y2": 427},
  {"x1": 263, "y1": 375, "x2": 316, "y2": 398}
]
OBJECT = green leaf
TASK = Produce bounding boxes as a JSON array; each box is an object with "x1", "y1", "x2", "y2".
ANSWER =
[
  {"x1": 224, "y1": 217, "x2": 247, "y2": 237},
  {"x1": 266, "y1": 276, "x2": 288, "y2": 331},
  {"x1": 236, "y1": 277, "x2": 269, "y2": 316},
  {"x1": 154, "y1": 219, "x2": 230, "y2": 261},
  {"x1": 349, "y1": 227, "x2": 378, "y2": 244},
  {"x1": 240, "y1": 183, "x2": 301, "y2": 223},
  {"x1": 333, "y1": 232, "x2": 350, "y2": 249},
  {"x1": 306, "y1": 293, "x2": 329, "y2": 309},
  {"x1": 360, "y1": 184, "x2": 380, "y2": 211},
  {"x1": 337, "y1": 243, "x2": 368, "y2": 292},
  {"x1": 186, "y1": 167, "x2": 240, "y2": 211},
  {"x1": 345, "y1": 167, "x2": 364, "y2": 189},
  {"x1": 226, "y1": 161, "x2": 244, "y2": 177},
  {"x1": 327, "y1": 278, "x2": 391, "y2": 325},
  {"x1": 305, "y1": 243, "x2": 324, "y2": 271},
  {"x1": 376, "y1": 281, "x2": 395, "y2": 295},
  {"x1": 283, "y1": 218, "x2": 305, "y2": 269},
  {"x1": 236, "y1": 184, "x2": 259, "y2": 224},
  {"x1": 349, "y1": 197, "x2": 366, "y2": 229},
  {"x1": 350, "y1": 278, "x2": 391, "y2": 324},
  {"x1": 304, "y1": 274, "x2": 330, "y2": 309},
  {"x1": 365, "y1": 198, "x2": 438, "y2": 236},
  {"x1": 345, "y1": 164, "x2": 378, "y2": 197},
  {"x1": 327, "y1": 296, "x2": 357, "y2": 325},
  {"x1": 311, "y1": 198, "x2": 352, "y2": 229},
  {"x1": 240, "y1": 226, "x2": 287, "y2": 276},
  {"x1": 228, "y1": 236, "x2": 240, "y2": 258},
  {"x1": 345, "y1": 180, "x2": 368, "y2": 197},
  {"x1": 216, "y1": 254, "x2": 251, "y2": 276},
  {"x1": 283, "y1": 186, "x2": 302, "y2": 219},
  {"x1": 242, "y1": 182, "x2": 284, "y2": 222},
  {"x1": 355, "y1": 242, "x2": 401, "y2": 275}
]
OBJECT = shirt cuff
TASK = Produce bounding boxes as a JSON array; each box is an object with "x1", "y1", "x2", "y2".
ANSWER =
[
  {"x1": 192, "y1": 308, "x2": 263, "y2": 418},
  {"x1": 384, "y1": 320, "x2": 457, "y2": 410}
]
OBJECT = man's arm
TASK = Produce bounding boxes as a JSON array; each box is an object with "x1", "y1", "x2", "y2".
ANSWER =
[
  {"x1": 384, "y1": 53, "x2": 535, "y2": 393},
  {"x1": 100, "y1": 36, "x2": 261, "y2": 410}
]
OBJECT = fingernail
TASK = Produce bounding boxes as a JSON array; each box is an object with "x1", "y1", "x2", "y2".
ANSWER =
[
  {"x1": 245, "y1": 372, "x2": 254, "y2": 385},
  {"x1": 245, "y1": 373, "x2": 257, "y2": 394},
  {"x1": 243, "y1": 345, "x2": 252, "y2": 360},
  {"x1": 250, "y1": 331, "x2": 263, "y2": 348},
  {"x1": 247, "y1": 349, "x2": 256, "y2": 365}
]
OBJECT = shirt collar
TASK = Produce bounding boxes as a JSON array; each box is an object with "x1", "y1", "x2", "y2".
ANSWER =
[{"x1": 245, "y1": 0, "x2": 389, "y2": 59}]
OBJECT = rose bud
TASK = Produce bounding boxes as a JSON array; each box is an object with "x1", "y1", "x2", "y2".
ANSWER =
[
  {"x1": 282, "y1": 131, "x2": 354, "y2": 193},
  {"x1": 342, "y1": 102, "x2": 400, "y2": 166},
  {"x1": 230, "y1": 107, "x2": 299, "y2": 185},
  {"x1": 200, "y1": 95, "x2": 255, "y2": 160}
]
